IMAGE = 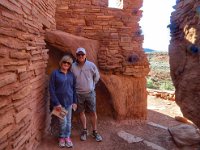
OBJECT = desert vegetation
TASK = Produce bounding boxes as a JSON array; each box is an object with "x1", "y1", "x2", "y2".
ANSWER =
[{"x1": 146, "y1": 51, "x2": 175, "y2": 91}]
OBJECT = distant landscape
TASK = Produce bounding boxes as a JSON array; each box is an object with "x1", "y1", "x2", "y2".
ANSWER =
[
  {"x1": 144, "y1": 48, "x2": 156, "y2": 53},
  {"x1": 144, "y1": 48, "x2": 175, "y2": 91}
]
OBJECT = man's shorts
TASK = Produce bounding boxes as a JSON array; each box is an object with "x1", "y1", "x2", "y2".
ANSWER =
[{"x1": 77, "y1": 91, "x2": 96, "y2": 113}]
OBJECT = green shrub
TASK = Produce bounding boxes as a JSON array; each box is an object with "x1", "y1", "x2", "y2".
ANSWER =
[
  {"x1": 147, "y1": 78, "x2": 157, "y2": 89},
  {"x1": 146, "y1": 52, "x2": 175, "y2": 91},
  {"x1": 159, "y1": 81, "x2": 175, "y2": 91}
]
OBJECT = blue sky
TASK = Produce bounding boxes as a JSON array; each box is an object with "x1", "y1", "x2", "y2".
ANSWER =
[{"x1": 140, "y1": 0, "x2": 176, "y2": 51}]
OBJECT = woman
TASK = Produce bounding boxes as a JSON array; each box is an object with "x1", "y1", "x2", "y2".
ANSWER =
[{"x1": 49, "y1": 55, "x2": 77, "y2": 148}]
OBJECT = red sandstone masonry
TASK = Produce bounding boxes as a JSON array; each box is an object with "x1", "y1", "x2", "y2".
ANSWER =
[
  {"x1": 0, "y1": 0, "x2": 56, "y2": 149},
  {"x1": 56, "y1": 0, "x2": 149, "y2": 76},
  {"x1": 49, "y1": 0, "x2": 149, "y2": 120},
  {"x1": 1, "y1": 0, "x2": 150, "y2": 149}
]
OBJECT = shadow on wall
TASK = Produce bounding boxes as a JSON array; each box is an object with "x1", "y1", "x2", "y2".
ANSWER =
[
  {"x1": 169, "y1": 4, "x2": 200, "y2": 127},
  {"x1": 46, "y1": 45, "x2": 114, "y2": 118},
  {"x1": 96, "y1": 80, "x2": 115, "y2": 118}
]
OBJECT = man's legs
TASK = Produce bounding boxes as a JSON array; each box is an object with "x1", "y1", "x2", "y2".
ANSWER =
[
  {"x1": 80, "y1": 111, "x2": 87, "y2": 129},
  {"x1": 76, "y1": 93, "x2": 88, "y2": 141},
  {"x1": 78, "y1": 91, "x2": 102, "y2": 142},
  {"x1": 90, "y1": 112, "x2": 97, "y2": 131},
  {"x1": 79, "y1": 111, "x2": 88, "y2": 141},
  {"x1": 87, "y1": 91, "x2": 102, "y2": 142}
]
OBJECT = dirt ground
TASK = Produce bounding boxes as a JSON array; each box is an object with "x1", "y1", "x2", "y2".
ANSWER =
[{"x1": 37, "y1": 96, "x2": 198, "y2": 150}]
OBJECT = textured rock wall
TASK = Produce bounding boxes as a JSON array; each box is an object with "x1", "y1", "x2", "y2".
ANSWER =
[
  {"x1": 169, "y1": 0, "x2": 200, "y2": 127},
  {"x1": 0, "y1": 1, "x2": 56, "y2": 149},
  {"x1": 56, "y1": 0, "x2": 149, "y2": 76},
  {"x1": 54, "y1": 0, "x2": 149, "y2": 119}
]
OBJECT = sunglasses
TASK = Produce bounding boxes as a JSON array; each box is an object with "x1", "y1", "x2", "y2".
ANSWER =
[
  {"x1": 76, "y1": 54, "x2": 85, "y2": 56},
  {"x1": 62, "y1": 61, "x2": 71, "y2": 65}
]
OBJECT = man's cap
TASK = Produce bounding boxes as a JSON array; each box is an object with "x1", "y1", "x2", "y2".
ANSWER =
[{"x1": 76, "y1": 47, "x2": 86, "y2": 54}]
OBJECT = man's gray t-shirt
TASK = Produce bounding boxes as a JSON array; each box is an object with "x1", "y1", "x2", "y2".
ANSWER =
[{"x1": 71, "y1": 60, "x2": 100, "y2": 94}]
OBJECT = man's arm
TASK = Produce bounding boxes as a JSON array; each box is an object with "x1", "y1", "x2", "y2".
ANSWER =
[{"x1": 93, "y1": 64, "x2": 100, "y2": 84}]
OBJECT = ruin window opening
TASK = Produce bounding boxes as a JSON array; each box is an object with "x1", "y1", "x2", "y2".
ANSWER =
[{"x1": 108, "y1": 0, "x2": 123, "y2": 9}]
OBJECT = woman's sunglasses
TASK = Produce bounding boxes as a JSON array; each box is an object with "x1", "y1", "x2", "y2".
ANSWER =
[{"x1": 62, "y1": 61, "x2": 71, "y2": 65}]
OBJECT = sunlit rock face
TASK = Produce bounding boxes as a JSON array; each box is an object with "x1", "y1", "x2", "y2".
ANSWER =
[
  {"x1": 53, "y1": 0, "x2": 149, "y2": 119},
  {"x1": 169, "y1": 0, "x2": 200, "y2": 127}
]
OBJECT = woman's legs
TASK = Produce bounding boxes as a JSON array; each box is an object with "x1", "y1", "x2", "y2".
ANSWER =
[{"x1": 59, "y1": 105, "x2": 72, "y2": 138}]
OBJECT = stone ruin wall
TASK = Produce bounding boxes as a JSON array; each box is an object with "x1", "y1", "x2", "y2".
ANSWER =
[
  {"x1": 0, "y1": 1, "x2": 56, "y2": 149},
  {"x1": 169, "y1": 0, "x2": 200, "y2": 127},
  {"x1": 56, "y1": 0, "x2": 149, "y2": 76},
  {"x1": 55, "y1": 0, "x2": 149, "y2": 119},
  {"x1": 0, "y1": 0, "x2": 150, "y2": 149}
]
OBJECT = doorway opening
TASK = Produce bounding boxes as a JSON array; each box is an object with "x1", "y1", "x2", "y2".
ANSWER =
[
  {"x1": 140, "y1": 0, "x2": 176, "y2": 92},
  {"x1": 139, "y1": 0, "x2": 183, "y2": 126}
]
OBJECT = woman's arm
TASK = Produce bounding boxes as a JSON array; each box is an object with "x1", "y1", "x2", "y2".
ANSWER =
[{"x1": 49, "y1": 71, "x2": 60, "y2": 107}]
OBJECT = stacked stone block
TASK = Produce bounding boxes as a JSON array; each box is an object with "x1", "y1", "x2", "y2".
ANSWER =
[
  {"x1": 55, "y1": 0, "x2": 149, "y2": 120},
  {"x1": 56, "y1": 0, "x2": 149, "y2": 77},
  {"x1": 0, "y1": 0, "x2": 56, "y2": 149}
]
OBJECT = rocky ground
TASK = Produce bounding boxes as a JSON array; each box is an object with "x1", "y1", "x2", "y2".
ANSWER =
[{"x1": 37, "y1": 95, "x2": 199, "y2": 150}]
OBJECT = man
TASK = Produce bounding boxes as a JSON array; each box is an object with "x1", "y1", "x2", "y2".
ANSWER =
[{"x1": 71, "y1": 47, "x2": 102, "y2": 142}]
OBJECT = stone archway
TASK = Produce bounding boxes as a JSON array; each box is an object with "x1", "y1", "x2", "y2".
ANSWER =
[
  {"x1": 45, "y1": 30, "x2": 148, "y2": 120},
  {"x1": 45, "y1": 31, "x2": 114, "y2": 118}
]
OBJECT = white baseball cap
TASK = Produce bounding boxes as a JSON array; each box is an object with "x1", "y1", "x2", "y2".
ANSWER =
[{"x1": 76, "y1": 47, "x2": 86, "y2": 54}]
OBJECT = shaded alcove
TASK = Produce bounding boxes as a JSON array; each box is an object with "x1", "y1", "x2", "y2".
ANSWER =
[
  {"x1": 46, "y1": 44, "x2": 114, "y2": 118},
  {"x1": 96, "y1": 80, "x2": 115, "y2": 118}
]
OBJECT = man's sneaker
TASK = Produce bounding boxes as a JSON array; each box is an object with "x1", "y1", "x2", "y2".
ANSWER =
[
  {"x1": 59, "y1": 138, "x2": 65, "y2": 147},
  {"x1": 92, "y1": 131, "x2": 102, "y2": 142},
  {"x1": 80, "y1": 129, "x2": 88, "y2": 141},
  {"x1": 65, "y1": 137, "x2": 73, "y2": 148}
]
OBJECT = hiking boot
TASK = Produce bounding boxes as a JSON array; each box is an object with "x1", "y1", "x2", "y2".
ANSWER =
[
  {"x1": 80, "y1": 129, "x2": 88, "y2": 141},
  {"x1": 65, "y1": 137, "x2": 73, "y2": 148},
  {"x1": 92, "y1": 131, "x2": 102, "y2": 142},
  {"x1": 59, "y1": 138, "x2": 65, "y2": 147}
]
